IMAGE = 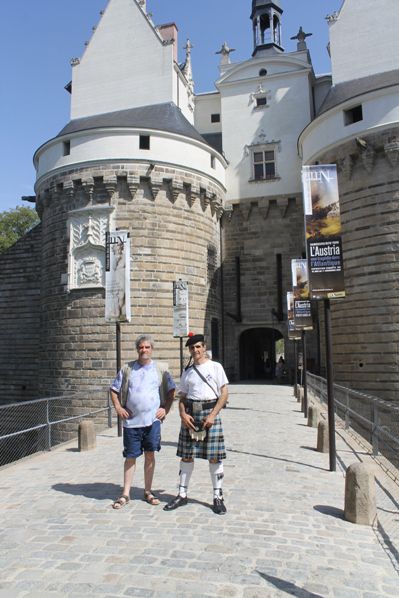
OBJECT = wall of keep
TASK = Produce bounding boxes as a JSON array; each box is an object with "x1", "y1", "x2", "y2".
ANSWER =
[
  {"x1": 315, "y1": 128, "x2": 399, "y2": 400},
  {"x1": 0, "y1": 225, "x2": 42, "y2": 403},
  {"x1": 35, "y1": 162, "x2": 224, "y2": 398},
  {"x1": 221, "y1": 194, "x2": 319, "y2": 380}
]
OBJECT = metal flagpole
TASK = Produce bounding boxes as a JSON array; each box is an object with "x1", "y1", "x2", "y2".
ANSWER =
[
  {"x1": 324, "y1": 299, "x2": 336, "y2": 472},
  {"x1": 302, "y1": 330, "x2": 308, "y2": 418},
  {"x1": 116, "y1": 322, "x2": 122, "y2": 437}
]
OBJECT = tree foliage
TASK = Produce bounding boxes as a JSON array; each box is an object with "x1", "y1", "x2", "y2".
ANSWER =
[{"x1": 0, "y1": 206, "x2": 40, "y2": 254}]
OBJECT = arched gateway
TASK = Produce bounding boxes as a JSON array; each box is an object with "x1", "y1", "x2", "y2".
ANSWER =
[{"x1": 239, "y1": 328, "x2": 283, "y2": 381}]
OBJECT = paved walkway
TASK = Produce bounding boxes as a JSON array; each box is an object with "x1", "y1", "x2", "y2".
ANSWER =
[{"x1": 0, "y1": 384, "x2": 398, "y2": 598}]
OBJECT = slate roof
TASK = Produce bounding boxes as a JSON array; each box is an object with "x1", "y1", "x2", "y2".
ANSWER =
[
  {"x1": 318, "y1": 69, "x2": 399, "y2": 115},
  {"x1": 57, "y1": 102, "x2": 206, "y2": 145}
]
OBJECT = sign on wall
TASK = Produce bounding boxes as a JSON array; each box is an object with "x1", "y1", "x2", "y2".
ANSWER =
[
  {"x1": 302, "y1": 165, "x2": 345, "y2": 300},
  {"x1": 173, "y1": 280, "x2": 189, "y2": 337},
  {"x1": 287, "y1": 291, "x2": 301, "y2": 340},
  {"x1": 105, "y1": 231, "x2": 131, "y2": 322}
]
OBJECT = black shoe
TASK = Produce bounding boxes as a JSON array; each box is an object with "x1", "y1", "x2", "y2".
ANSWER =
[
  {"x1": 163, "y1": 495, "x2": 188, "y2": 511},
  {"x1": 213, "y1": 497, "x2": 227, "y2": 515}
]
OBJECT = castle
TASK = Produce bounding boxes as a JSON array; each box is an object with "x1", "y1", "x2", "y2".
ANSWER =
[{"x1": 0, "y1": 0, "x2": 398, "y2": 404}]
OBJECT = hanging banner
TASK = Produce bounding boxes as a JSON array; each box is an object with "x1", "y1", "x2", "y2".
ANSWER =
[
  {"x1": 291, "y1": 259, "x2": 313, "y2": 330},
  {"x1": 302, "y1": 164, "x2": 345, "y2": 300},
  {"x1": 105, "y1": 231, "x2": 131, "y2": 322},
  {"x1": 287, "y1": 291, "x2": 301, "y2": 340},
  {"x1": 173, "y1": 280, "x2": 189, "y2": 337}
]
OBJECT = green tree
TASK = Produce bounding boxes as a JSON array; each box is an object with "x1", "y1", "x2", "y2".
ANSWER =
[{"x1": 0, "y1": 206, "x2": 40, "y2": 254}]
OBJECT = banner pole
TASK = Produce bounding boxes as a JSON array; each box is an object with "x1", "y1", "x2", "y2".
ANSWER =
[
  {"x1": 302, "y1": 330, "x2": 308, "y2": 418},
  {"x1": 293, "y1": 340, "x2": 298, "y2": 398},
  {"x1": 116, "y1": 322, "x2": 122, "y2": 438},
  {"x1": 324, "y1": 299, "x2": 336, "y2": 472},
  {"x1": 180, "y1": 337, "x2": 184, "y2": 375}
]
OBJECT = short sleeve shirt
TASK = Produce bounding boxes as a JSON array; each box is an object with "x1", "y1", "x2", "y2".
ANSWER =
[
  {"x1": 179, "y1": 360, "x2": 228, "y2": 401},
  {"x1": 111, "y1": 361, "x2": 175, "y2": 428}
]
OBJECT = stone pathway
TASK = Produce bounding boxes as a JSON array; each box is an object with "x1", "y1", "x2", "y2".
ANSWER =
[{"x1": 0, "y1": 383, "x2": 398, "y2": 597}]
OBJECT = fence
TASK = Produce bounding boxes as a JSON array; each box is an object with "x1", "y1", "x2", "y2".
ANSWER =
[
  {"x1": 307, "y1": 372, "x2": 399, "y2": 472},
  {"x1": 0, "y1": 391, "x2": 112, "y2": 467}
]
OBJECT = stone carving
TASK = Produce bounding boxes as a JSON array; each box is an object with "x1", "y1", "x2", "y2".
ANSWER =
[
  {"x1": 67, "y1": 206, "x2": 113, "y2": 290},
  {"x1": 338, "y1": 154, "x2": 354, "y2": 180},
  {"x1": 384, "y1": 141, "x2": 399, "y2": 167}
]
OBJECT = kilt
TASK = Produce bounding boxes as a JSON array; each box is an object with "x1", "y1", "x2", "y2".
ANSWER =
[{"x1": 177, "y1": 400, "x2": 226, "y2": 460}]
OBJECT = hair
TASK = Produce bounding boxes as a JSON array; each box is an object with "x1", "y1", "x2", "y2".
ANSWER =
[{"x1": 135, "y1": 334, "x2": 154, "y2": 351}]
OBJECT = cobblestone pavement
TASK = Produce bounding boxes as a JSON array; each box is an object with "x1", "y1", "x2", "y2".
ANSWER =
[{"x1": 0, "y1": 384, "x2": 398, "y2": 598}]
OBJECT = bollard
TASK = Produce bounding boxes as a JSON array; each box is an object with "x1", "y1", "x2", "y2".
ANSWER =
[
  {"x1": 344, "y1": 462, "x2": 376, "y2": 525},
  {"x1": 317, "y1": 420, "x2": 329, "y2": 452},
  {"x1": 78, "y1": 420, "x2": 96, "y2": 451},
  {"x1": 296, "y1": 385, "x2": 301, "y2": 402},
  {"x1": 307, "y1": 405, "x2": 319, "y2": 427},
  {"x1": 299, "y1": 386, "x2": 304, "y2": 408}
]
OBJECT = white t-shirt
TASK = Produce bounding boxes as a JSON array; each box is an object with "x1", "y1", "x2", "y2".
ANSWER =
[{"x1": 179, "y1": 360, "x2": 228, "y2": 401}]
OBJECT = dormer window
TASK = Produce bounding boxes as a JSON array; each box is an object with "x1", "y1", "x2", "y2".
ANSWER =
[{"x1": 256, "y1": 97, "x2": 267, "y2": 108}]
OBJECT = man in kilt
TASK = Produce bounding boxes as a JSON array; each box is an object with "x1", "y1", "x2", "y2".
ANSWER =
[{"x1": 163, "y1": 334, "x2": 229, "y2": 515}]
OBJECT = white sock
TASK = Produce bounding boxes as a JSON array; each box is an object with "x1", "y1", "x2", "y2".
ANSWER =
[
  {"x1": 209, "y1": 461, "x2": 224, "y2": 499},
  {"x1": 178, "y1": 460, "x2": 194, "y2": 497}
]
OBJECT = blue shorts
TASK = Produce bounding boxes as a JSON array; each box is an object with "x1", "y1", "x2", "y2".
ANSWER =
[{"x1": 123, "y1": 420, "x2": 161, "y2": 459}]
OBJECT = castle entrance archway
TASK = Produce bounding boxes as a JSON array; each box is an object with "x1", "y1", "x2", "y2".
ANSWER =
[{"x1": 239, "y1": 327, "x2": 283, "y2": 381}]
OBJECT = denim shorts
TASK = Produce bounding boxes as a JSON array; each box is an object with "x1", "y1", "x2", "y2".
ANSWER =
[{"x1": 123, "y1": 420, "x2": 161, "y2": 458}]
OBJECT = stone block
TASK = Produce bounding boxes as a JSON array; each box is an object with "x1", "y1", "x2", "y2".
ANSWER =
[
  {"x1": 317, "y1": 420, "x2": 329, "y2": 452},
  {"x1": 307, "y1": 405, "x2": 319, "y2": 427},
  {"x1": 344, "y1": 462, "x2": 376, "y2": 525},
  {"x1": 78, "y1": 420, "x2": 96, "y2": 451}
]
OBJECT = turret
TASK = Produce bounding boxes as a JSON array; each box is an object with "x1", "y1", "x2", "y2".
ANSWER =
[{"x1": 251, "y1": 0, "x2": 284, "y2": 56}]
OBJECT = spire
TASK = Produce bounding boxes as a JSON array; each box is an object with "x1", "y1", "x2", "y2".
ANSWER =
[
  {"x1": 216, "y1": 41, "x2": 236, "y2": 66},
  {"x1": 251, "y1": 1, "x2": 284, "y2": 56},
  {"x1": 182, "y1": 39, "x2": 194, "y2": 86},
  {"x1": 290, "y1": 26, "x2": 312, "y2": 51}
]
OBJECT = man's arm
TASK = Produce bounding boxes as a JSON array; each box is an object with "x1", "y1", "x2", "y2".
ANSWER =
[
  {"x1": 178, "y1": 392, "x2": 196, "y2": 430},
  {"x1": 203, "y1": 384, "x2": 228, "y2": 429},
  {"x1": 110, "y1": 388, "x2": 131, "y2": 420}
]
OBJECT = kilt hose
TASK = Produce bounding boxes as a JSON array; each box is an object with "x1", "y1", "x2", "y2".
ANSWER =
[{"x1": 177, "y1": 401, "x2": 226, "y2": 461}]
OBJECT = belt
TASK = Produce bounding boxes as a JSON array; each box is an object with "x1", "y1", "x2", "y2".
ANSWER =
[{"x1": 186, "y1": 399, "x2": 217, "y2": 410}]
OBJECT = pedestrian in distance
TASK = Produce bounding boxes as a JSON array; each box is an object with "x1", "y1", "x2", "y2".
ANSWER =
[
  {"x1": 163, "y1": 334, "x2": 229, "y2": 515},
  {"x1": 110, "y1": 334, "x2": 176, "y2": 509}
]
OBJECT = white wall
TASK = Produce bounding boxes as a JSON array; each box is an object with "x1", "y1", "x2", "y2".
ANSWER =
[
  {"x1": 34, "y1": 129, "x2": 226, "y2": 189},
  {"x1": 194, "y1": 93, "x2": 222, "y2": 135},
  {"x1": 329, "y1": 0, "x2": 399, "y2": 84},
  {"x1": 71, "y1": 0, "x2": 174, "y2": 119},
  {"x1": 299, "y1": 87, "x2": 399, "y2": 163},
  {"x1": 218, "y1": 60, "x2": 313, "y2": 201}
]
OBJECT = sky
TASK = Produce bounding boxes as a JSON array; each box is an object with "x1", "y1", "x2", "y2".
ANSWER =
[{"x1": 0, "y1": 0, "x2": 341, "y2": 213}]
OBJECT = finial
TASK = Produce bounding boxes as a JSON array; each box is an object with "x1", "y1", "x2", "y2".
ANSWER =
[
  {"x1": 290, "y1": 26, "x2": 312, "y2": 51},
  {"x1": 216, "y1": 41, "x2": 236, "y2": 65},
  {"x1": 70, "y1": 57, "x2": 80, "y2": 66}
]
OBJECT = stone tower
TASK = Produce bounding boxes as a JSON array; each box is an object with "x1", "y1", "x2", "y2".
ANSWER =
[
  {"x1": 33, "y1": 0, "x2": 226, "y2": 396},
  {"x1": 299, "y1": 0, "x2": 399, "y2": 399}
]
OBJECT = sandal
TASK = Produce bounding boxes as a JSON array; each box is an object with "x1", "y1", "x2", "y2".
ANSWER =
[
  {"x1": 144, "y1": 490, "x2": 160, "y2": 506},
  {"x1": 112, "y1": 494, "x2": 129, "y2": 510}
]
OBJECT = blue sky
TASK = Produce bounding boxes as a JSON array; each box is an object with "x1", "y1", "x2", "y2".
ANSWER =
[{"x1": 0, "y1": 0, "x2": 341, "y2": 213}]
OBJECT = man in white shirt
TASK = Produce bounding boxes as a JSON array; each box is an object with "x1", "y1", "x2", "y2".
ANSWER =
[
  {"x1": 110, "y1": 335, "x2": 175, "y2": 509},
  {"x1": 163, "y1": 334, "x2": 229, "y2": 515}
]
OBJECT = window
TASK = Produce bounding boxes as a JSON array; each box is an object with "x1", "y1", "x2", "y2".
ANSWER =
[
  {"x1": 211, "y1": 113, "x2": 220, "y2": 123},
  {"x1": 256, "y1": 96, "x2": 267, "y2": 107},
  {"x1": 139, "y1": 135, "x2": 150, "y2": 150},
  {"x1": 259, "y1": 68, "x2": 267, "y2": 77},
  {"x1": 344, "y1": 105, "x2": 363, "y2": 126},
  {"x1": 63, "y1": 140, "x2": 71, "y2": 156},
  {"x1": 211, "y1": 155, "x2": 216, "y2": 169},
  {"x1": 253, "y1": 149, "x2": 276, "y2": 180}
]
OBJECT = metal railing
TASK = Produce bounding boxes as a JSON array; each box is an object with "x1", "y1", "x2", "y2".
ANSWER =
[
  {"x1": 0, "y1": 391, "x2": 113, "y2": 467},
  {"x1": 307, "y1": 372, "x2": 399, "y2": 472}
]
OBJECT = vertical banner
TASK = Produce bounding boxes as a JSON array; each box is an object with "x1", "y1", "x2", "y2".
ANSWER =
[
  {"x1": 291, "y1": 259, "x2": 313, "y2": 330},
  {"x1": 105, "y1": 231, "x2": 131, "y2": 322},
  {"x1": 173, "y1": 280, "x2": 189, "y2": 337},
  {"x1": 287, "y1": 291, "x2": 301, "y2": 340},
  {"x1": 302, "y1": 165, "x2": 345, "y2": 299}
]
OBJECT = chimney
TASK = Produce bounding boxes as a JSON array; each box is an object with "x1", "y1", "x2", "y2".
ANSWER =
[{"x1": 158, "y1": 23, "x2": 179, "y2": 63}]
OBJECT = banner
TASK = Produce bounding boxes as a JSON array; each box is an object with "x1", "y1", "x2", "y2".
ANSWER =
[
  {"x1": 173, "y1": 280, "x2": 189, "y2": 337},
  {"x1": 302, "y1": 165, "x2": 345, "y2": 300},
  {"x1": 291, "y1": 259, "x2": 313, "y2": 330},
  {"x1": 287, "y1": 291, "x2": 301, "y2": 340},
  {"x1": 105, "y1": 231, "x2": 131, "y2": 322}
]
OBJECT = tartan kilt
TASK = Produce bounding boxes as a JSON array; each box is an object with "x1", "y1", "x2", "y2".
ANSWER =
[{"x1": 177, "y1": 402, "x2": 226, "y2": 461}]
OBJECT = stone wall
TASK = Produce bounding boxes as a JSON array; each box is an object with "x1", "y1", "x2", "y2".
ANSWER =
[
  {"x1": 317, "y1": 128, "x2": 399, "y2": 400},
  {"x1": 222, "y1": 195, "x2": 319, "y2": 380},
  {"x1": 0, "y1": 225, "x2": 42, "y2": 402},
  {"x1": 35, "y1": 162, "x2": 224, "y2": 397}
]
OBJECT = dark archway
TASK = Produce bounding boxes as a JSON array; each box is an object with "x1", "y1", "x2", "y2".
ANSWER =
[{"x1": 239, "y1": 327, "x2": 283, "y2": 380}]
